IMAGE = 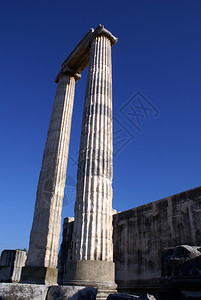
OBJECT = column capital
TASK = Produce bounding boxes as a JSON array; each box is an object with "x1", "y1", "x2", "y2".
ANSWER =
[
  {"x1": 91, "y1": 24, "x2": 118, "y2": 46},
  {"x1": 55, "y1": 66, "x2": 81, "y2": 83}
]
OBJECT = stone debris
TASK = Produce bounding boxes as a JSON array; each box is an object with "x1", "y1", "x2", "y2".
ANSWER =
[
  {"x1": 47, "y1": 285, "x2": 97, "y2": 300},
  {"x1": 0, "y1": 284, "x2": 97, "y2": 300},
  {"x1": 161, "y1": 245, "x2": 201, "y2": 289},
  {"x1": 107, "y1": 293, "x2": 156, "y2": 300}
]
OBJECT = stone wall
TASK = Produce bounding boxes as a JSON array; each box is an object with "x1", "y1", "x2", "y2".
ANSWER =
[
  {"x1": 59, "y1": 187, "x2": 201, "y2": 291},
  {"x1": 113, "y1": 186, "x2": 201, "y2": 292}
]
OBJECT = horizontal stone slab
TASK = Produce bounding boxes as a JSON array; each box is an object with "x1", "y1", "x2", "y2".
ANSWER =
[
  {"x1": 47, "y1": 285, "x2": 97, "y2": 300},
  {"x1": 0, "y1": 283, "x2": 97, "y2": 300},
  {"x1": 0, "y1": 283, "x2": 48, "y2": 300}
]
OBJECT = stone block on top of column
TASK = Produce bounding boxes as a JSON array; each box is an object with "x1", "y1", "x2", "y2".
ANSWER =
[
  {"x1": 55, "y1": 66, "x2": 81, "y2": 83},
  {"x1": 91, "y1": 24, "x2": 118, "y2": 46}
]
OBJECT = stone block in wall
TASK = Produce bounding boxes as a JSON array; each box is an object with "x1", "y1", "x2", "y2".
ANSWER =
[{"x1": 0, "y1": 250, "x2": 26, "y2": 283}]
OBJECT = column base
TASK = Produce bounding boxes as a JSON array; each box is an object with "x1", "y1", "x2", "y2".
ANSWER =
[
  {"x1": 20, "y1": 266, "x2": 58, "y2": 285},
  {"x1": 64, "y1": 260, "x2": 117, "y2": 290}
]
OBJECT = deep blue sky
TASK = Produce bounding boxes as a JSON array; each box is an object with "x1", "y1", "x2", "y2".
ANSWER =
[{"x1": 0, "y1": 0, "x2": 200, "y2": 253}]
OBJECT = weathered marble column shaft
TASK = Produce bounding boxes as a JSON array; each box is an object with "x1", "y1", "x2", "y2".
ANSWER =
[
  {"x1": 25, "y1": 73, "x2": 76, "y2": 270},
  {"x1": 72, "y1": 35, "x2": 114, "y2": 262}
]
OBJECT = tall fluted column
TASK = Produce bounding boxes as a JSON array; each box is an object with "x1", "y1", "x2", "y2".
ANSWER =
[
  {"x1": 66, "y1": 26, "x2": 117, "y2": 296},
  {"x1": 73, "y1": 35, "x2": 113, "y2": 261},
  {"x1": 21, "y1": 71, "x2": 79, "y2": 285}
]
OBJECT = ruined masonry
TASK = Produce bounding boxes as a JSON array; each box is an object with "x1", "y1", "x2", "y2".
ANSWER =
[
  {"x1": 1, "y1": 25, "x2": 201, "y2": 300},
  {"x1": 58, "y1": 186, "x2": 201, "y2": 298},
  {"x1": 20, "y1": 24, "x2": 118, "y2": 296},
  {"x1": 0, "y1": 250, "x2": 26, "y2": 283}
]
